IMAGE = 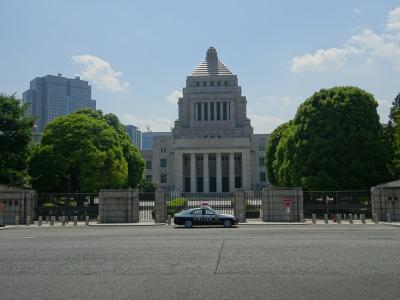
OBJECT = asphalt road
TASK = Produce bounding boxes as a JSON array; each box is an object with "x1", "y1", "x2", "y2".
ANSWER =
[{"x1": 1, "y1": 224, "x2": 400, "y2": 300}]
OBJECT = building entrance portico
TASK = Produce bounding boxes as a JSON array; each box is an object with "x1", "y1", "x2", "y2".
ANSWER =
[{"x1": 176, "y1": 149, "x2": 249, "y2": 193}]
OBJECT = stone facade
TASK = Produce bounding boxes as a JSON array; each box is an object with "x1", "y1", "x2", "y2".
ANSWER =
[
  {"x1": 98, "y1": 189, "x2": 139, "y2": 223},
  {"x1": 262, "y1": 187, "x2": 303, "y2": 222},
  {"x1": 141, "y1": 47, "x2": 269, "y2": 192},
  {"x1": 0, "y1": 188, "x2": 37, "y2": 225},
  {"x1": 371, "y1": 180, "x2": 400, "y2": 222}
]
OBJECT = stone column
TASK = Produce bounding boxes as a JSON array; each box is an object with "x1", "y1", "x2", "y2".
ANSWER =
[
  {"x1": 190, "y1": 153, "x2": 196, "y2": 193},
  {"x1": 229, "y1": 152, "x2": 235, "y2": 192},
  {"x1": 174, "y1": 151, "x2": 183, "y2": 193},
  {"x1": 203, "y1": 153, "x2": 209, "y2": 193},
  {"x1": 155, "y1": 189, "x2": 167, "y2": 223},
  {"x1": 242, "y1": 150, "x2": 251, "y2": 190},
  {"x1": 234, "y1": 189, "x2": 246, "y2": 222},
  {"x1": 216, "y1": 152, "x2": 222, "y2": 193}
]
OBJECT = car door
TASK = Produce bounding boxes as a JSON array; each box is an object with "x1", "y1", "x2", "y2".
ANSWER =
[
  {"x1": 204, "y1": 208, "x2": 219, "y2": 225},
  {"x1": 192, "y1": 209, "x2": 203, "y2": 225}
]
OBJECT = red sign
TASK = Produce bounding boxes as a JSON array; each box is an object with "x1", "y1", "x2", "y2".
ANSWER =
[{"x1": 283, "y1": 198, "x2": 292, "y2": 208}]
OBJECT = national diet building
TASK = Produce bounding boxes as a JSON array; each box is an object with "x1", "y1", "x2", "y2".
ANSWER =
[{"x1": 141, "y1": 47, "x2": 269, "y2": 192}]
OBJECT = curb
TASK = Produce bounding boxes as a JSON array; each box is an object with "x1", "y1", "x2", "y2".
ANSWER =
[
  {"x1": 380, "y1": 222, "x2": 400, "y2": 227},
  {"x1": 89, "y1": 223, "x2": 167, "y2": 227}
]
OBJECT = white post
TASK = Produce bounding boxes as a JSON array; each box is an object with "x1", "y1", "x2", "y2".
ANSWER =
[
  {"x1": 61, "y1": 216, "x2": 66, "y2": 226},
  {"x1": 349, "y1": 214, "x2": 353, "y2": 224},
  {"x1": 337, "y1": 214, "x2": 341, "y2": 224},
  {"x1": 360, "y1": 214, "x2": 366, "y2": 224},
  {"x1": 85, "y1": 215, "x2": 89, "y2": 225},
  {"x1": 38, "y1": 216, "x2": 42, "y2": 226},
  {"x1": 73, "y1": 216, "x2": 78, "y2": 226},
  {"x1": 324, "y1": 214, "x2": 328, "y2": 224},
  {"x1": 386, "y1": 214, "x2": 391, "y2": 223},
  {"x1": 312, "y1": 214, "x2": 316, "y2": 224},
  {"x1": 50, "y1": 216, "x2": 55, "y2": 226},
  {"x1": 374, "y1": 213, "x2": 378, "y2": 224}
]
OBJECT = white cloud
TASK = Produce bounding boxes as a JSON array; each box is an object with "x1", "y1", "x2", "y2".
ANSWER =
[
  {"x1": 291, "y1": 7, "x2": 400, "y2": 73},
  {"x1": 386, "y1": 7, "x2": 400, "y2": 31},
  {"x1": 71, "y1": 54, "x2": 129, "y2": 92},
  {"x1": 122, "y1": 113, "x2": 173, "y2": 132},
  {"x1": 291, "y1": 47, "x2": 359, "y2": 73},
  {"x1": 166, "y1": 90, "x2": 183, "y2": 104},
  {"x1": 247, "y1": 110, "x2": 284, "y2": 134}
]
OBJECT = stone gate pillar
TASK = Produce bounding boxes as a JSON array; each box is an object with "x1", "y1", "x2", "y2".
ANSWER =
[
  {"x1": 98, "y1": 189, "x2": 139, "y2": 223},
  {"x1": 155, "y1": 189, "x2": 167, "y2": 223},
  {"x1": 262, "y1": 187, "x2": 303, "y2": 222},
  {"x1": 234, "y1": 189, "x2": 246, "y2": 222}
]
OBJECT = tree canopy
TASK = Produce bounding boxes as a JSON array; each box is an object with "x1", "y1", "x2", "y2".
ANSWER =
[
  {"x1": 28, "y1": 110, "x2": 144, "y2": 192},
  {"x1": 266, "y1": 86, "x2": 391, "y2": 190},
  {"x1": 0, "y1": 94, "x2": 33, "y2": 186}
]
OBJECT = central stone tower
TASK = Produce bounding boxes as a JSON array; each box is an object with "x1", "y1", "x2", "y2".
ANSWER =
[{"x1": 173, "y1": 47, "x2": 253, "y2": 138}]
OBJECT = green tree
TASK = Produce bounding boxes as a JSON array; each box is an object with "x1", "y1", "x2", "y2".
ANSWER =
[
  {"x1": 76, "y1": 109, "x2": 145, "y2": 188},
  {"x1": 0, "y1": 94, "x2": 33, "y2": 186},
  {"x1": 265, "y1": 121, "x2": 291, "y2": 185},
  {"x1": 271, "y1": 87, "x2": 391, "y2": 190},
  {"x1": 28, "y1": 113, "x2": 128, "y2": 192}
]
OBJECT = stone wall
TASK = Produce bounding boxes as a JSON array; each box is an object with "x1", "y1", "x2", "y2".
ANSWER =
[
  {"x1": 262, "y1": 187, "x2": 303, "y2": 222},
  {"x1": 0, "y1": 189, "x2": 37, "y2": 225},
  {"x1": 371, "y1": 187, "x2": 400, "y2": 222},
  {"x1": 98, "y1": 189, "x2": 139, "y2": 223}
]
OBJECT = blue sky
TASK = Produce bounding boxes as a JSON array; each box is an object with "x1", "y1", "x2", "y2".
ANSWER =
[{"x1": 1, "y1": 0, "x2": 400, "y2": 133}]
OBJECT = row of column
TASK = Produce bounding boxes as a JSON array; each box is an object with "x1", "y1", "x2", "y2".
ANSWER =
[{"x1": 189, "y1": 152, "x2": 236, "y2": 193}]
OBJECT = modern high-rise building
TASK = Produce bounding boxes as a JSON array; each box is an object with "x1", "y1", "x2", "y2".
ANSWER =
[
  {"x1": 142, "y1": 132, "x2": 172, "y2": 150},
  {"x1": 125, "y1": 125, "x2": 142, "y2": 149},
  {"x1": 22, "y1": 74, "x2": 96, "y2": 140}
]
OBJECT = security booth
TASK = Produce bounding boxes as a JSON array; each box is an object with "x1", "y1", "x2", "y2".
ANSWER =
[{"x1": 371, "y1": 180, "x2": 400, "y2": 222}]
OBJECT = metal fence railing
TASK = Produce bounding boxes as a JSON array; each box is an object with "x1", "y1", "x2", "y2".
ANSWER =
[
  {"x1": 245, "y1": 191, "x2": 262, "y2": 220},
  {"x1": 303, "y1": 190, "x2": 371, "y2": 218},
  {"x1": 139, "y1": 192, "x2": 155, "y2": 222},
  {"x1": 37, "y1": 193, "x2": 99, "y2": 221},
  {"x1": 167, "y1": 192, "x2": 234, "y2": 216}
]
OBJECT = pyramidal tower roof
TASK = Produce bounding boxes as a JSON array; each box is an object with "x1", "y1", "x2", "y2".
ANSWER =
[{"x1": 191, "y1": 47, "x2": 233, "y2": 76}]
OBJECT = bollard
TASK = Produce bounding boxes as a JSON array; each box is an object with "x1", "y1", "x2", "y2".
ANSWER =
[
  {"x1": 73, "y1": 215, "x2": 78, "y2": 226},
  {"x1": 50, "y1": 216, "x2": 55, "y2": 226},
  {"x1": 97, "y1": 215, "x2": 101, "y2": 224},
  {"x1": 167, "y1": 215, "x2": 172, "y2": 225},
  {"x1": 360, "y1": 214, "x2": 366, "y2": 224},
  {"x1": 343, "y1": 214, "x2": 347, "y2": 221},
  {"x1": 387, "y1": 214, "x2": 391, "y2": 223},
  {"x1": 324, "y1": 214, "x2": 328, "y2": 224},
  {"x1": 337, "y1": 214, "x2": 341, "y2": 224},
  {"x1": 61, "y1": 216, "x2": 66, "y2": 226},
  {"x1": 354, "y1": 214, "x2": 358, "y2": 220},
  {"x1": 300, "y1": 213, "x2": 304, "y2": 223},
  {"x1": 38, "y1": 216, "x2": 43, "y2": 226},
  {"x1": 374, "y1": 214, "x2": 378, "y2": 224},
  {"x1": 312, "y1": 214, "x2": 316, "y2": 224},
  {"x1": 85, "y1": 215, "x2": 89, "y2": 226},
  {"x1": 26, "y1": 216, "x2": 31, "y2": 226},
  {"x1": 45, "y1": 216, "x2": 49, "y2": 223},
  {"x1": 15, "y1": 215, "x2": 20, "y2": 225},
  {"x1": 349, "y1": 214, "x2": 353, "y2": 224}
]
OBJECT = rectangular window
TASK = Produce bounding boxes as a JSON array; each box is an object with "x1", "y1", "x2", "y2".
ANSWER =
[
  {"x1": 197, "y1": 102, "x2": 202, "y2": 121},
  {"x1": 196, "y1": 82, "x2": 200, "y2": 87},
  {"x1": 204, "y1": 102, "x2": 208, "y2": 121},
  {"x1": 217, "y1": 81, "x2": 221, "y2": 86},
  {"x1": 160, "y1": 158, "x2": 167, "y2": 168},
  {"x1": 223, "y1": 102, "x2": 227, "y2": 120},
  {"x1": 216, "y1": 102, "x2": 221, "y2": 120},
  {"x1": 210, "y1": 81, "x2": 214, "y2": 86},
  {"x1": 203, "y1": 81, "x2": 207, "y2": 87},
  {"x1": 160, "y1": 173, "x2": 167, "y2": 183},
  {"x1": 210, "y1": 102, "x2": 214, "y2": 120},
  {"x1": 260, "y1": 172, "x2": 266, "y2": 182},
  {"x1": 224, "y1": 81, "x2": 228, "y2": 86},
  {"x1": 259, "y1": 157, "x2": 265, "y2": 166},
  {"x1": 146, "y1": 161, "x2": 152, "y2": 169}
]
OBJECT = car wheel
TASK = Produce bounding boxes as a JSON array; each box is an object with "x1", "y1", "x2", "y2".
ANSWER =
[
  {"x1": 184, "y1": 220, "x2": 193, "y2": 228},
  {"x1": 223, "y1": 219, "x2": 232, "y2": 228}
]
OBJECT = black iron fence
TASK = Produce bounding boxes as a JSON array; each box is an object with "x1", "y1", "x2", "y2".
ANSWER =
[
  {"x1": 37, "y1": 193, "x2": 99, "y2": 220},
  {"x1": 303, "y1": 190, "x2": 371, "y2": 218},
  {"x1": 139, "y1": 192, "x2": 155, "y2": 221},
  {"x1": 245, "y1": 191, "x2": 262, "y2": 220},
  {"x1": 167, "y1": 192, "x2": 234, "y2": 216}
]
